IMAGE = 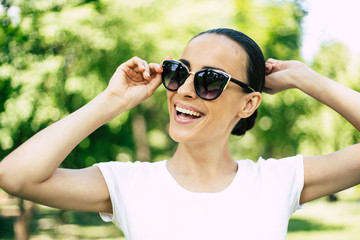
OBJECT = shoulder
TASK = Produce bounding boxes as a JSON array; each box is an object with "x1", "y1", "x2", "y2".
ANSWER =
[
  {"x1": 95, "y1": 160, "x2": 166, "y2": 174},
  {"x1": 259, "y1": 155, "x2": 303, "y2": 169},
  {"x1": 93, "y1": 160, "x2": 167, "y2": 197},
  {"x1": 238, "y1": 155, "x2": 303, "y2": 168},
  {"x1": 236, "y1": 156, "x2": 304, "y2": 208},
  {"x1": 237, "y1": 155, "x2": 304, "y2": 182}
]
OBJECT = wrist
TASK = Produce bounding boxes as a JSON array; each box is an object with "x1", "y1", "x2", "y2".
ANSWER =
[
  {"x1": 292, "y1": 66, "x2": 333, "y2": 100},
  {"x1": 91, "y1": 91, "x2": 128, "y2": 124},
  {"x1": 291, "y1": 64, "x2": 319, "y2": 91}
]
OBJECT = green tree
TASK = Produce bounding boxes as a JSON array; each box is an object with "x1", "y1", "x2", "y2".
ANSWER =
[
  {"x1": 0, "y1": 0, "x2": 241, "y2": 166},
  {"x1": 305, "y1": 41, "x2": 360, "y2": 155}
]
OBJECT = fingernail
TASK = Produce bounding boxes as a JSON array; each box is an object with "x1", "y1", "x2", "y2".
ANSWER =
[{"x1": 146, "y1": 72, "x2": 150, "y2": 77}]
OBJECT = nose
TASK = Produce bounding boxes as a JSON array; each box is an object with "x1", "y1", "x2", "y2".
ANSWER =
[{"x1": 176, "y1": 72, "x2": 197, "y2": 99}]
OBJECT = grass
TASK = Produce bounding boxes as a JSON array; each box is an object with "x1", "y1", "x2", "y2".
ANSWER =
[
  {"x1": 29, "y1": 210, "x2": 125, "y2": 240},
  {"x1": 0, "y1": 193, "x2": 125, "y2": 240},
  {"x1": 0, "y1": 206, "x2": 125, "y2": 240},
  {"x1": 287, "y1": 192, "x2": 360, "y2": 240},
  {"x1": 1, "y1": 189, "x2": 360, "y2": 239}
]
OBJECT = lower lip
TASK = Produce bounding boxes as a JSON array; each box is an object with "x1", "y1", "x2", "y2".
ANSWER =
[{"x1": 174, "y1": 109, "x2": 203, "y2": 124}]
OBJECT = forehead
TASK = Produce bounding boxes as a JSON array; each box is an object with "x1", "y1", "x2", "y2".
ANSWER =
[{"x1": 181, "y1": 34, "x2": 248, "y2": 80}]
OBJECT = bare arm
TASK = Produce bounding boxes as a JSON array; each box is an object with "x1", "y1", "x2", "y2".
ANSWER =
[
  {"x1": 265, "y1": 59, "x2": 360, "y2": 204},
  {"x1": 0, "y1": 57, "x2": 163, "y2": 212}
]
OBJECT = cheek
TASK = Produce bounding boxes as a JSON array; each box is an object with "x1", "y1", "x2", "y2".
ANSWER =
[
  {"x1": 166, "y1": 91, "x2": 174, "y2": 112},
  {"x1": 205, "y1": 96, "x2": 243, "y2": 130},
  {"x1": 206, "y1": 105, "x2": 239, "y2": 131}
]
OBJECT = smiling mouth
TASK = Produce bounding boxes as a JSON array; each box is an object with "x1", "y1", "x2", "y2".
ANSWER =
[{"x1": 175, "y1": 106, "x2": 203, "y2": 119}]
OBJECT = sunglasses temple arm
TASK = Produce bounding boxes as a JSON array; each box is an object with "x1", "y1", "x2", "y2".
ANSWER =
[{"x1": 230, "y1": 79, "x2": 255, "y2": 92}]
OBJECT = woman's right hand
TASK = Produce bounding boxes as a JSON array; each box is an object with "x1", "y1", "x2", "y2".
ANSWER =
[{"x1": 104, "y1": 56, "x2": 163, "y2": 112}]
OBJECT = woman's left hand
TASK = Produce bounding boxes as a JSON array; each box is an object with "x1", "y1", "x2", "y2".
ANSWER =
[{"x1": 264, "y1": 58, "x2": 314, "y2": 94}]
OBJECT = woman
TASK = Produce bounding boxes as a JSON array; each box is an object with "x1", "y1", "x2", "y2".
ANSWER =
[{"x1": 0, "y1": 28, "x2": 359, "y2": 239}]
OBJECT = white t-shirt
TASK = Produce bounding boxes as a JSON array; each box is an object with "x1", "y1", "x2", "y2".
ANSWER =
[{"x1": 95, "y1": 155, "x2": 304, "y2": 240}]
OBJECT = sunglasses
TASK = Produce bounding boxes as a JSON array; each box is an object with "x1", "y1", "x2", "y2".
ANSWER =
[{"x1": 162, "y1": 60, "x2": 255, "y2": 100}]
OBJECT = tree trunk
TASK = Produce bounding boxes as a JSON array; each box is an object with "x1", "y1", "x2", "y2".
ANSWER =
[
  {"x1": 14, "y1": 199, "x2": 35, "y2": 240},
  {"x1": 132, "y1": 114, "x2": 151, "y2": 162}
]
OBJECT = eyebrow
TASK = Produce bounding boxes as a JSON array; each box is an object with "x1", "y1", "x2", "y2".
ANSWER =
[
  {"x1": 179, "y1": 58, "x2": 226, "y2": 73},
  {"x1": 179, "y1": 59, "x2": 191, "y2": 69}
]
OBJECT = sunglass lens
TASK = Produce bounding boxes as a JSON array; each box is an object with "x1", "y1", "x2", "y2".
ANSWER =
[
  {"x1": 162, "y1": 61, "x2": 188, "y2": 90},
  {"x1": 195, "y1": 70, "x2": 228, "y2": 100}
]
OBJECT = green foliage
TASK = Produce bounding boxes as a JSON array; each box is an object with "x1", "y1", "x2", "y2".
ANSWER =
[
  {"x1": 304, "y1": 41, "x2": 360, "y2": 155},
  {"x1": 234, "y1": 0, "x2": 306, "y2": 60},
  {"x1": 0, "y1": 0, "x2": 239, "y2": 166},
  {"x1": 1, "y1": 0, "x2": 359, "y2": 167}
]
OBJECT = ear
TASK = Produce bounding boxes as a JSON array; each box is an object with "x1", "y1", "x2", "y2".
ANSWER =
[{"x1": 237, "y1": 92, "x2": 262, "y2": 118}]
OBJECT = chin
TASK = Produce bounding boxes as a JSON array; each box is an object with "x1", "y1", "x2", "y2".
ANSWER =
[
  {"x1": 168, "y1": 123, "x2": 219, "y2": 145},
  {"x1": 168, "y1": 123, "x2": 200, "y2": 144},
  {"x1": 168, "y1": 124, "x2": 189, "y2": 143}
]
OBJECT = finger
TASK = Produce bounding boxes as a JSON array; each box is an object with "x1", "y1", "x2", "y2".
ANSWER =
[
  {"x1": 266, "y1": 58, "x2": 276, "y2": 63},
  {"x1": 265, "y1": 63, "x2": 273, "y2": 75},
  {"x1": 265, "y1": 58, "x2": 280, "y2": 67},
  {"x1": 146, "y1": 74, "x2": 163, "y2": 95},
  {"x1": 125, "y1": 57, "x2": 153, "y2": 80},
  {"x1": 121, "y1": 57, "x2": 152, "y2": 81},
  {"x1": 160, "y1": 56, "x2": 174, "y2": 66},
  {"x1": 142, "y1": 60, "x2": 151, "y2": 80},
  {"x1": 265, "y1": 58, "x2": 277, "y2": 75},
  {"x1": 149, "y1": 63, "x2": 163, "y2": 74},
  {"x1": 266, "y1": 59, "x2": 284, "y2": 74},
  {"x1": 123, "y1": 56, "x2": 146, "y2": 71}
]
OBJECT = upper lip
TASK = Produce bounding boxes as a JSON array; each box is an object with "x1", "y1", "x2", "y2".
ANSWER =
[{"x1": 174, "y1": 102, "x2": 204, "y2": 116}]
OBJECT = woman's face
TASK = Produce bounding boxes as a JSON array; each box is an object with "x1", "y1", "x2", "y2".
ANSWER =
[{"x1": 167, "y1": 34, "x2": 258, "y2": 144}]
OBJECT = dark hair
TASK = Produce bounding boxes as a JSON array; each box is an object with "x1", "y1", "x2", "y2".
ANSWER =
[{"x1": 194, "y1": 28, "x2": 265, "y2": 136}]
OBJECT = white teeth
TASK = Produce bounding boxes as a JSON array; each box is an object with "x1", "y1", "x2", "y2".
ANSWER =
[{"x1": 176, "y1": 106, "x2": 201, "y2": 117}]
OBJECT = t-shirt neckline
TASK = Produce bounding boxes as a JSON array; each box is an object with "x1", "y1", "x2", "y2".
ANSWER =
[{"x1": 162, "y1": 160, "x2": 241, "y2": 196}]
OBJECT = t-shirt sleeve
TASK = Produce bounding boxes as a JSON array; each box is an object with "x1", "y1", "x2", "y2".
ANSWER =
[
  {"x1": 287, "y1": 155, "x2": 305, "y2": 211},
  {"x1": 94, "y1": 161, "x2": 141, "y2": 231},
  {"x1": 258, "y1": 155, "x2": 305, "y2": 215}
]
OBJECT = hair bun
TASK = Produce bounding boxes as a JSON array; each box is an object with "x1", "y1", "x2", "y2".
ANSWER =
[{"x1": 231, "y1": 110, "x2": 258, "y2": 136}]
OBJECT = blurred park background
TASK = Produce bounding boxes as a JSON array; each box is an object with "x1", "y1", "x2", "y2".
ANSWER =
[{"x1": 0, "y1": 0, "x2": 360, "y2": 239}]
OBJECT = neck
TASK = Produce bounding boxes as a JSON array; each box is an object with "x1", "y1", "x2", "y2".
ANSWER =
[
  {"x1": 169, "y1": 138, "x2": 237, "y2": 177},
  {"x1": 167, "y1": 139, "x2": 238, "y2": 193}
]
